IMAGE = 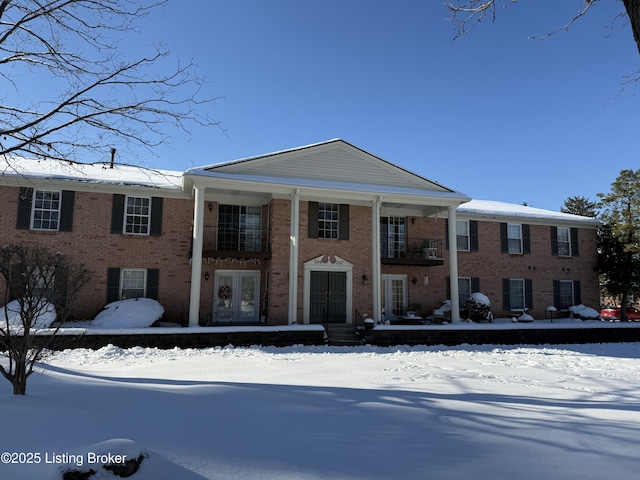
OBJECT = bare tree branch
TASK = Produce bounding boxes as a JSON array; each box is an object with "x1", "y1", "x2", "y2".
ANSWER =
[{"x1": 0, "y1": 0, "x2": 222, "y2": 164}]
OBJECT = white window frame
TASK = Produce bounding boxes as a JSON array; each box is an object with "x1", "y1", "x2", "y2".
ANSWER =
[
  {"x1": 381, "y1": 274, "x2": 407, "y2": 322},
  {"x1": 31, "y1": 189, "x2": 62, "y2": 231},
  {"x1": 123, "y1": 195, "x2": 151, "y2": 236},
  {"x1": 507, "y1": 224, "x2": 523, "y2": 254},
  {"x1": 318, "y1": 203, "x2": 339, "y2": 239},
  {"x1": 381, "y1": 216, "x2": 406, "y2": 258},
  {"x1": 557, "y1": 227, "x2": 571, "y2": 257},
  {"x1": 509, "y1": 278, "x2": 526, "y2": 311},
  {"x1": 120, "y1": 269, "x2": 147, "y2": 299},
  {"x1": 456, "y1": 220, "x2": 470, "y2": 252}
]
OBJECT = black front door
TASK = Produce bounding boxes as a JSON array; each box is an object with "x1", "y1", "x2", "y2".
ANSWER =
[{"x1": 310, "y1": 271, "x2": 347, "y2": 324}]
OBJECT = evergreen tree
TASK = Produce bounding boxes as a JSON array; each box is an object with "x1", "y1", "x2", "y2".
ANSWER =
[
  {"x1": 561, "y1": 196, "x2": 598, "y2": 217},
  {"x1": 597, "y1": 169, "x2": 640, "y2": 320}
]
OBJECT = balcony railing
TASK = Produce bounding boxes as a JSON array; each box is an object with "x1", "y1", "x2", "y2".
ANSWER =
[
  {"x1": 195, "y1": 226, "x2": 271, "y2": 258},
  {"x1": 381, "y1": 238, "x2": 443, "y2": 265}
]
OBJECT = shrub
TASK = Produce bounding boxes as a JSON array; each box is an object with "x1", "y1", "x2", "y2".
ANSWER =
[{"x1": 462, "y1": 292, "x2": 492, "y2": 322}]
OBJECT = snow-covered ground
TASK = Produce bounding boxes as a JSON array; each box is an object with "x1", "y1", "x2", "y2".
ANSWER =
[{"x1": 2, "y1": 342, "x2": 640, "y2": 480}]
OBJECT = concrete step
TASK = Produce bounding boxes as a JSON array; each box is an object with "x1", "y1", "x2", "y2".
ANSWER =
[{"x1": 325, "y1": 324, "x2": 364, "y2": 346}]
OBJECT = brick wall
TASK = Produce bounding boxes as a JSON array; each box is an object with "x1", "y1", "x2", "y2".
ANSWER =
[
  {"x1": 452, "y1": 220, "x2": 599, "y2": 319},
  {"x1": 0, "y1": 186, "x2": 193, "y2": 322}
]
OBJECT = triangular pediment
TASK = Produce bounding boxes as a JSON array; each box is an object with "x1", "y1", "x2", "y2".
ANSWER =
[{"x1": 203, "y1": 139, "x2": 452, "y2": 193}]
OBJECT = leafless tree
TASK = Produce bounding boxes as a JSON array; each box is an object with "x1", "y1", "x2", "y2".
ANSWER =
[
  {"x1": 0, "y1": 0, "x2": 220, "y2": 164},
  {"x1": 0, "y1": 243, "x2": 91, "y2": 395},
  {"x1": 446, "y1": 1, "x2": 640, "y2": 54}
]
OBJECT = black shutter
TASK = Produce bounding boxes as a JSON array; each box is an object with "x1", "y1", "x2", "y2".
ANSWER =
[
  {"x1": 59, "y1": 190, "x2": 75, "y2": 232},
  {"x1": 106, "y1": 268, "x2": 121, "y2": 304},
  {"x1": 570, "y1": 228, "x2": 579, "y2": 257},
  {"x1": 573, "y1": 281, "x2": 581, "y2": 305},
  {"x1": 500, "y1": 223, "x2": 508, "y2": 253},
  {"x1": 553, "y1": 280, "x2": 561, "y2": 309},
  {"x1": 469, "y1": 220, "x2": 479, "y2": 252},
  {"x1": 16, "y1": 187, "x2": 33, "y2": 230},
  {"x1": 523, "y1": 224, "x2": 531, "y2": 254},
  {"x1": 445, "y1": 219, "x2": 449, "y2": 250},
  {"x1": 308, "y1": 202, "x2": 318, "y2": 238},
  {"x1": 551, "y1": 227, "x2": 559, "y2": 256},
  {"x1": 146, "y1": 268, "x2": 159, "y2": 300},
  {"x1": 150, "y1": 197, "x2": 163, "y2": 236},
  {"x1": 339, "y1": 204, "x2": 349, "y2": 240},
  {"x1": 111, "y1": 194, "x2": 125, "y2": 234},
  {"x1": 9, "y1": 265, "x2": 24, "y2": 301},
  {"x1": 471, "y1": 277, "x2": 480, "y2": 293},
  {"x1": 502, "y1": 278, "x2": 510, "y2": 310},
  {"x1": 53, "y1": 264, "x2": 69, "y2": 310},
  {"x1": 525, "y1": 279, "x2": 533, "y2": 310},
  {"x1": 446, "y1": 276, "x2": 451, "y2": 300}
]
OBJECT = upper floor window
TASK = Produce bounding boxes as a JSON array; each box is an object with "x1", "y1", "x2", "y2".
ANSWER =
[
  {"x1": 456, "y1": 220, "x2": 469, "y2": 251},
  {"x1": 318, "y1": 203, "x2": 339, "y2": 239},
  {"x1": 110, "y1": 194, "x2": 163, "y2": 236},
  {"x1": 446, "y1": 219, "x2": 478, "y2": 252},
  {"x1": 501, "y1": 223, "x2": 530, "y2": 255},
  {"x1": 507, "y1": 224, "x2": 522, "y2": 254},
  {"x1": 308, "y1": 202, "x2": 349, "y2": 240},
  {"x1": 551, "y1": 226, "x2": 579, "y2": 257},
  {"x1": 218, "y1": 205, "x2": 262, "y2": 251},
  {"x1": 557, "y1": 227, "x2": 571, "y2": 256},
  {"x1": 381, "y1": 217, "x2": 406, "y2": 258},
  {"x1": 32, "y1": 189, "x2": 61, "y2": 231},
  {"x1": 124, "y1": 196, "x2": 151, "y2": 235},
  {"x1": 16, "y1": 187, "x2": 75, "y2": 232}
]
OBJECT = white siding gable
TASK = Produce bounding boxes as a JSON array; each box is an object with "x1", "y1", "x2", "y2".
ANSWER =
[{"x1": 202, "y1": 140, "x2": 452, "y2": 193}]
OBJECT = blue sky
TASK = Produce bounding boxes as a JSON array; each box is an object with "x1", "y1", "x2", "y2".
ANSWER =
[{"x1": 57, "y1": 2, "x2": 640, "y2": 211}]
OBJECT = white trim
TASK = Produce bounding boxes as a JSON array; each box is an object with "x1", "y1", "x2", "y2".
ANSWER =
[
  {"x1": 372, "y1": 197, "x2": 382, "y2": 322},
  {"x1": 120, "y1": 268, "x2": 147, "y2": 299},
  {"x1": 288, "y1": 189, "x2": 300, "y2": 324},
  {"x1": 447, "y1": 205, "x2": 461, "y2": 323},
  {"x1": 303, "y1": 255, "x2": 353, "y2": 325},
  {"x1": 30, "y1": 188, "x2": 62, "y2": 231},
  {"x1": 123, "y1": 195, "x2": 151, "y2": 236},
  {"x1": 188, "y1": 186, "x2": 205, "y2": 327},
  {"x1": 381, "y1": 274, "x2": 408, "y2": 322}
]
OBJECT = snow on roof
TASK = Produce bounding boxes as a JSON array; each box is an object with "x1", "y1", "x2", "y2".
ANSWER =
[
  {"x1": 458, "y1": 199, "x2": 601, "y2": 226},
  {"x1": 0, "y1": 156, "x2": 183, "y2": 190}
]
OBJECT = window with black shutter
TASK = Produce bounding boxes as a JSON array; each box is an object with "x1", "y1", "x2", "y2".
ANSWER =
[
  {"x1": 111, "y1": 194, "x2": 162, "y2": 236},
  {"x1": 16, "y1": 188, "x2": 74, "y2": 231},
  {"x1": 308, "y1": 201, "x2": 349, "y2": 240}
]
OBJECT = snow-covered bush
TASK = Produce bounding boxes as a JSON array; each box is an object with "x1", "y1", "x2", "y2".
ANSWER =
[
  {"x1": 91, "y1": 298, "x2": 165, "y2": 329},
  {"x1": 569, "y1": 304, "x2": 601, "y2": 320},
  {"x1": 462, "y1": 292, "x2": 493, "y2": 322},
  {"x1": 0, "y1": 299, "x2": 57, "y2": 331}
]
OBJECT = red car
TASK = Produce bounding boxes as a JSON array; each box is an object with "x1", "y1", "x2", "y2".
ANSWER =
[{"x1": 600, "y1": 306, "x2": 640, "y2": 321}]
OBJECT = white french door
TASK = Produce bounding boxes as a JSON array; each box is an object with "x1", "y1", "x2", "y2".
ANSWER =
[
  {"x1": 214, "y1": 270, "x2": 260, "y2": 324},
  {"x1": 381, "y1": 274, "x2": 407, "y2": 322}
]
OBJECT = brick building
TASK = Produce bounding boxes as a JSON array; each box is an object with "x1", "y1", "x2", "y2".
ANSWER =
[{"x1": 0, "y1": 139, "x2": 600, "y2": 326}]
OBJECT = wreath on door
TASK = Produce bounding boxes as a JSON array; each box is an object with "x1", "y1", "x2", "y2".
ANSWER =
[{"x1": 218, "y1": 285, "x2": 232, "y2": 300}]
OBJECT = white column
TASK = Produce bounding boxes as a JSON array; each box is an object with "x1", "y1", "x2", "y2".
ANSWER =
[
  {"x1": 447, "y1": 205, "x2": 461, "y2": 323},
  {"x1": 188, "y1": 186, "x2": 205, "y2": 327},
  {"x1": 372, "y1": 196, "x2": 382, "y2": 322},
  {"x1": 288, "y1": 189, "x2": 300, "y2": 324}
]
